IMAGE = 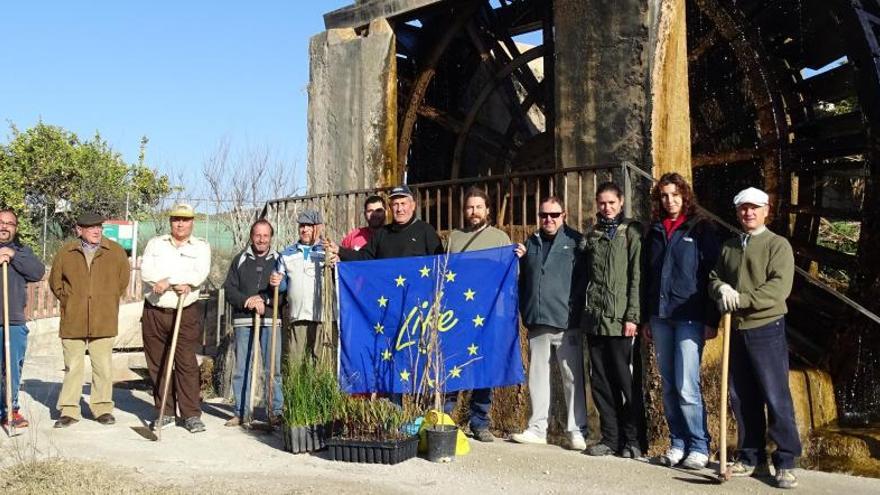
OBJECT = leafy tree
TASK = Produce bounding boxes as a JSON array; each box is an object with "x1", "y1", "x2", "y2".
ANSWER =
[{"x1": 0, "y1": 121, "x2": 171, "y2": 246}]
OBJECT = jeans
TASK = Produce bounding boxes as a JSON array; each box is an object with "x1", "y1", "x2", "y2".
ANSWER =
[
  {"x1": 525, "y1": 326, "x2": 588, "y2": 436},
  {"x1": 444, "y1": 388, "x2": 492, "y2": 431},
  {"x1": 651, "y1": 317, "x2": 710, "y2": 455},
  {"x1": 729, "y1": 317, "x2": 802, "y2": 470},
  {"x1": 0, "y1": 324, "x2": 28, "y2": 416},
  {"x1": 233, "y1": 324, "x2": 283, "y2": 418},
  {"x1": 588, "y1": 334, "x2": 639, "y2": 449}
]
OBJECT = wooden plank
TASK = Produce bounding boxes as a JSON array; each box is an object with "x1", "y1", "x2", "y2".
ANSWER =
[
  {"x1": 324, "y1": 0, "x2": 445, "y2": 30},
  {"x1": 788, "y1": 205, "x2": 862, "y2": 221},
  {"x1": 790, "y1": 239, "x2": 857, "y2": 269}
]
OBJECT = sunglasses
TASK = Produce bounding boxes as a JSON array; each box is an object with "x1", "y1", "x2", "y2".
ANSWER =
[{"x1": 539, "y1": 212, "x2": 563, "y2": 219}]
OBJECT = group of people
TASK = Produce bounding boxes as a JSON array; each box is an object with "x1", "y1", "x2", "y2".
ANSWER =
[{"x1": 0, "y1": 174, "x2": 801, "y2": 489}]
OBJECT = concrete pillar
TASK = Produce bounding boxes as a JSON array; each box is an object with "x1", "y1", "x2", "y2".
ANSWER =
[
  {"x1": 554, "y1": 0, "x2": 652, "y2": 223},
  {"x1": 307, "y1": 19, "x2": 397, "y2": 195}
]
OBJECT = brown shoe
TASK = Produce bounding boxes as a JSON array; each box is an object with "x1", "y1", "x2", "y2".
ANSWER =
[
  {"x1": 224, "y1": 416, "x2": 241, "y2": 427},
  {"x1": 95, "y1": 413, "x2": 116, "y2": 425},
  {"x1": 54, "y1": 416, "x2": 79, "y2": 428}
]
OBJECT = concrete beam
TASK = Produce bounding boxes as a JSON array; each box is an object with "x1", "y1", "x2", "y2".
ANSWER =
[{"x1": 324, "y1": 0, "x2": 445, "y2": 30}]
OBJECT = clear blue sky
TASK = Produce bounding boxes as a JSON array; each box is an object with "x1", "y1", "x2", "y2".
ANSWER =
[{"x1": 0, "y1": 1, "x2": 351, "y2": 198}]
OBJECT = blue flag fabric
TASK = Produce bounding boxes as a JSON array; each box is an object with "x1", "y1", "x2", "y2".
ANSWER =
[{"x1": 337, "y1": 245, "x2": 524, "y2": 394}]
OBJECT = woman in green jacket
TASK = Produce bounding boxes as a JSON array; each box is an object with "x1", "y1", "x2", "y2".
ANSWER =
[{"x1": 581, "y1": 182, "x2": 644, "y2": 458}]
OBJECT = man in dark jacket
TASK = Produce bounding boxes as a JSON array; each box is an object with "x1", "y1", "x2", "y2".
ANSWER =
[
  {"x1": 0, "y1": 209, "x2": 46, "y2": 429},
  {"x1": 49, "y1": 212, "x2": 130, "y2": 428},
  {"x1": 222, "y1": 219, "x2": 282, "y2": 427},
  {"x1": 510, "y1": 196, "x2": 588, "y2": 451},
  {"x1": 327, "y1": 185, "x2": 442, "y2": 261}
]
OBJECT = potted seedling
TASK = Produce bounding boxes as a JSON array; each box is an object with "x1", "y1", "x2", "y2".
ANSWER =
[
  {"x1": 326, "y1": 396, "x2": 420, "y2": 465},
  {"x1": 280, "y1": 358, "x2": 342, "y2": 454}
]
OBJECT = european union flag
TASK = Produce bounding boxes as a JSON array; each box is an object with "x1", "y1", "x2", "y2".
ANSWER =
[{"x1": 337, "y1": 246, "x2": 524, "y2": 394}]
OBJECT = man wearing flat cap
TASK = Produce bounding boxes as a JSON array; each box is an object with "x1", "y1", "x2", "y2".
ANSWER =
[
  {"x1": 326, "y1": 185, "x2": 442, "y2": 261},
  {"x1": 269, "y1": 209, "x2": 327, "y2": 364},
  {"x1": 140, "y1": 203, "x2": 211, "y2": 433},
  {"x1": 708, "y1": 187, "x2": 801, "y2": 489},
  {"x1": 49, "y1": 212, "x2": 130, "y2": 428}
]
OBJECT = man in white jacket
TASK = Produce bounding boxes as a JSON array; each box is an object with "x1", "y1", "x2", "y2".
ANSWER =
[
  {"x1": 140, "y1": 203, "x2": 211, "y2": 433},
  {"x1": 269, "y1": 209, "x2": 326, "y2": 365}
]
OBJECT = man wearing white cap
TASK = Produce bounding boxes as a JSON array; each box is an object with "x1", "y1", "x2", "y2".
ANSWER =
[
  {"x1": 708, "y1": 187, "x2": 800, "y2": 489},
  {"x1": 269, "y1": 209, "x2": 327, "y2": 364},
  {"x1": 140, "y1": 203, "x2": 211, "y2": 433}
]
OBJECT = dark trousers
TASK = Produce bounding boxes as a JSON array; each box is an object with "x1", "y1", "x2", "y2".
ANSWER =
[
  {"x1": 588, "y1": 334, "x2": 639, "y2": 450},
  {"x1": 729, "y1": 318, "x2": 802, "y2": 469},
  {"x1": 444, "y1": 388, "x2": 493, "y2": 431},
  {"x1": 142, "y1": 302, "x2": 203, "y2": 418}
]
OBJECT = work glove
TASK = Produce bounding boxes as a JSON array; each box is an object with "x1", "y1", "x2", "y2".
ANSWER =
[{"x1": 717, "y1": 284, "x2": 740, "y2": 313}]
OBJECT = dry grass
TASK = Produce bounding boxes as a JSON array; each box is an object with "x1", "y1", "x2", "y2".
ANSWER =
[{"x1": 0, "y1": 458, "x2": 185, "y2": 495}]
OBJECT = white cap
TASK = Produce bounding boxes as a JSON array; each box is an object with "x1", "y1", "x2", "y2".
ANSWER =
[{"x1": 733, "y1": 187, "x2": 769, "y2": 207}]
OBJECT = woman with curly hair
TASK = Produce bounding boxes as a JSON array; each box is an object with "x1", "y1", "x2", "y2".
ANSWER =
[{"x1": 642, "y1": 172, "x2": 720, "y2": 469}]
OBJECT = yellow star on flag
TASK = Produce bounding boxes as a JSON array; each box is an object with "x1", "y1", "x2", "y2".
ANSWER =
[
  {"x1": 468, "y1": 343, "x2": 479, "y2": 356},
  {"x1": 427, "y1": 377, "x2": 435, "y2": 388},
  {"x1": 374, "y1": 323, "x2": 384, "y2": 334},
  {"x1": 445, "y1": 270, "x2": 457, "y2": 282},
  {"x1": 400, "y1": 369, "x2": 410, "y2": 382},
  {"x1": 472, "y1": 314, "x2": 485, "y2": 327},
  {"x1": 449, "y1": 366, "x2": 462, "y2": 378},
  {"x1": 395, "y1": 275, "x2": 406, "y2": 287},
  {"x1": 464, "y1": 288, "x2": 476, "y2": 301},
  {"x1": 419, "y1": 265, "x2": 431, "y2": 277},
  {"x1": 381, "y1": 349, "x2": 393, "y2": 361},
  {"x1": 377, "y1": 295, "x2": 388, "y2": 307}
]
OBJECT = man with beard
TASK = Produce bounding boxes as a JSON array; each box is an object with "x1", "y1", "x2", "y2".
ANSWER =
[
  {"x1": 444, "y1": 187, "x2": 512, "y2": 442},
  {"x1": 140, "y1": 203, "x2": 211, "y2": 433},
  {"x1": 270, "y1": 210, "x2": 327, "y2": 365},
  {"x1": 340, "y1": 195, "x2": 386, "y2": 251},
  {"x1": 0, "y1": 209, "x2": 45, "y2": 429}
]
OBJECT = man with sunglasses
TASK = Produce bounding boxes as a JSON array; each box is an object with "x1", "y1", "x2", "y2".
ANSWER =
[
  {"x1": 0, "y1": 209, "x2": 45, "y2": 429},
  {"x1": 510, "y1": 197, "x2": 589, "y2": 451}
]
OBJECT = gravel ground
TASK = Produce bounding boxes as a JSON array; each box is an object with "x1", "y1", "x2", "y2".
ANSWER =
[{"x1": 2, "y1": 355, "x2": 879, "y2": 494}]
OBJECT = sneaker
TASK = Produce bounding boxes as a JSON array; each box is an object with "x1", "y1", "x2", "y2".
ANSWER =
[
  {"x1": 53, "y1": 415, "x2": 79, "y2": 429},
  {"x1": 680, "y1": 451, "x2": 709, "y2": 470},
  {"x1": 473, "y1": 428, "x2": 495, "y2": 442},
  {"x1": 775, "y1": 468, "x2": 798, "y2": 489},
  {"x1": 657, "y1": 448, "x2": 684, "y2": 467},
  {"x1": 2, "y1": 410, "x2": 29, "y2": 428},
  {"x1": 729, "y1": 460, "x2": 771, "y2": 478},
  {"x1": 95, "y1": 413, "x2": 116, "y2": 425},
  {"x1": 567, "y1": 432, "x2": 587, "y2": 451},
  {"x1": 183, "y1": 416, "x2": 206, "y2": 433},
  {"x1": 510, "y1": 429, "x2": 547, "y2": 445},
  {"x1": 620, "y1": 444, "x2": 642, "y2": 459},
  {"x1": 224, "y1": 416, "x2": 241, "y2": 427},
  {"x1": 586, "y1": 442, "x2": 616, "y2": 456},
  {"x1": 150, "y1": 415, "x2": 176, "y2": 431}
]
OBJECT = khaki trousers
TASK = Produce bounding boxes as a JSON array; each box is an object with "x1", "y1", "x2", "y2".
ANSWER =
[{"x1": 57, "y1": 337, "x2": 115, "y2": 419}]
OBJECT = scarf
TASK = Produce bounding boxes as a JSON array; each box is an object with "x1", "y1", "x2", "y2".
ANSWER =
[{"x1": 596, "y1": 213, "x2": 623, "y2": 238}]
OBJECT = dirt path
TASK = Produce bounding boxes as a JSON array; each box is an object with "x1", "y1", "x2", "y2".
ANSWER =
[{"x1": 2, "y1": 354, "x2": 879, "y2": 494}]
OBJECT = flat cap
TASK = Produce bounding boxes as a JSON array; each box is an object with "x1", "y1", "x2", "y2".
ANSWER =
[
  {"x1": 388, "y1": 184, "x2": 413, "y2": 199},
  {"x1": 296, "y1": 209, "x2": 323, "y2": 225},
  {"x1": 169, "y1": 203, "x2": 196, "y2": 218},
  {"x1": 733, "y1": 187, "x2": 769, "y2": 207},
  {"x1": 76, "y1": 212, "x2": 104, "y2": 227}
]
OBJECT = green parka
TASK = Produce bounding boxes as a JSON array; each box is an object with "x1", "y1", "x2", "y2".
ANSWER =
[{"x1": 580, "y1": 219, "x2": 642, "y2": 336}]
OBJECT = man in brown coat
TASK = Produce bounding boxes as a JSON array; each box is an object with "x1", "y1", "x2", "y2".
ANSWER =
[{"x1": 49, "y1": 212, "x2": 130, "y2": 428}]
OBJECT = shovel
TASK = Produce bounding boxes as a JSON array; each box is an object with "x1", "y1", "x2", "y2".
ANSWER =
[
  {"x1": 155, "y1": 293, "x2": 186, "y2": 441},
  {"x1": 718, "y1": 312, "x2": 733, "y2": 482},
  {"x1": 266, "y1": 286, "x2": 279, "y2": 427},
  {"x1": 2, "y1": 262, "x2": 15, "y2": 437}
]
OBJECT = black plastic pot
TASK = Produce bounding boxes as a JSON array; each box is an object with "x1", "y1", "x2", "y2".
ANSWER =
[
  {"x1": 282, "y1": 423, "x2": 331, "y2": 454},
  {"x1": 425, "y1": 425, "x2": 458, "y2": 462},
  {"x1": 326, "y1": 435, "x2": 419, "y2": 465}
]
